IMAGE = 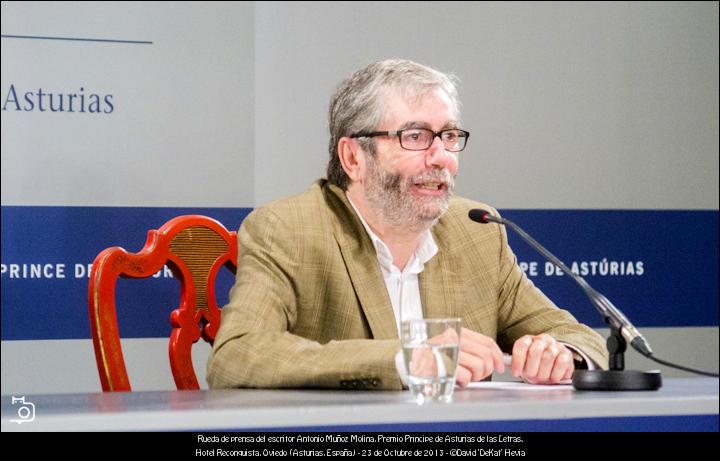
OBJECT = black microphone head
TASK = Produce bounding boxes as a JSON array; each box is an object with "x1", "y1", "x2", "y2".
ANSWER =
[{"x1": 468, "y1": 208, "x2": 492, "y2": 223}]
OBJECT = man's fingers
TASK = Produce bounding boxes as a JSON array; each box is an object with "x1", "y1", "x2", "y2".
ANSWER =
[
  {"x1": 550, "y1": 350, "x2": 574, "y2": 383},
  {"x1": 455, "y1": 365, "x2": 472, "y2": 388},
  {"x1": 458, "y1": 350, "x2": 492, "y2": 382},
  {"x1": 524, "y1": 334, "x2": 554, "y2": 378},
  {"x1": 409, "y1": 348, "x2": 438, "y2": 377},
  {"x1": 512, "y1": 334, "x2": 578, "y2": 384},
  {"x1": 533, "y1": 345, "x2": 558, "y2": 382},
  {"x1": 460, "y1": 328, "x2": 504, "y2": 374},
  {"x1": 511, "y1": 336, "x2": 533, "y2": 377},
  {"x1": 459, "y1": 352, "x2": 492, "y2": 381}
]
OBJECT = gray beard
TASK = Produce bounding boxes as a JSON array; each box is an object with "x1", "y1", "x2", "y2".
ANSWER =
[{"x1": 364, "y1": 155, "x2": 454, "y2": 234}]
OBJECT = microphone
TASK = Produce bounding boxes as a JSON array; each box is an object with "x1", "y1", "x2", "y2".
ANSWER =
[
  {"x1": 469, "y1": 208, "x2": 662, "y2": 391},
  {"x1": 469, "y1": 210, "x2": 651, "y2": 352}
]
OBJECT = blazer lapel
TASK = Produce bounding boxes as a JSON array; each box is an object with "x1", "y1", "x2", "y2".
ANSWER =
[
  {"x1": 326, "y1": 184, "x2": 398, "y2": 340},
  {"x1": 338, "y1": 238, "x2": 398, "y2": 340},
  {"x1": 420, "y1": 233, "x2": 465, "y2": 321}
]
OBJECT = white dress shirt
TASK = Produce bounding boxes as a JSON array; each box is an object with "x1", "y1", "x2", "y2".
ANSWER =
[
  {"x1": 347, "y1": 199, "x2": 438, "y2": 334},
  {"x1": 346, "y1": 196, "x2": 441, "y2": 382}
]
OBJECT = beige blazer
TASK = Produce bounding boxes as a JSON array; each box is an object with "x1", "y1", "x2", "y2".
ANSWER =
[{"x1": 207, "y1": 180, "x2": 607, "y2": 389}]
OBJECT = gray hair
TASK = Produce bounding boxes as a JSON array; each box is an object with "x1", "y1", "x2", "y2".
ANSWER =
[{"x1": 326, "y1": 59, "x2": 461, "y2": 189}]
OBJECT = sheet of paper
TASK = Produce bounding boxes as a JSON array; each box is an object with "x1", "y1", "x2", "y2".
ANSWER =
[{"x1": 464, "y1": 381, "x2": 573, "y2": 391}]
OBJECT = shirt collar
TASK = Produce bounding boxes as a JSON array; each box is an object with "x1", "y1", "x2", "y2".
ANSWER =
[{"x1": 346, "y1": 193, "x2": 438, "y2": 274}]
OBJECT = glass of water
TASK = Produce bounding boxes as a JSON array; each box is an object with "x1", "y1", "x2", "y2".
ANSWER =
[{"x1": 401, "y1": 318, "x2": 462, "y2": 404}]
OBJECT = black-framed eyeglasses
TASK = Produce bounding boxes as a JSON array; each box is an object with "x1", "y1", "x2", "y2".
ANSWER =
[{"x1": 350, "y1": 128, "x2": 470, "y2": 152}]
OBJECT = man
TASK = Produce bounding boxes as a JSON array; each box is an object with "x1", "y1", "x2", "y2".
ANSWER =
[{"x1": 207, "y1": 59, "x2": 607, "y2": 390}]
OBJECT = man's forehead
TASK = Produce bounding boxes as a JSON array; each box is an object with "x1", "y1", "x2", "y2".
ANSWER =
[
  {"x1": 382, "y1": 89, "x2": 458, "y2": 128},
  {"x1": 398, "y1": 120, "x2": 459, "y2": 130},
  {"x1": 406, "y1": 91, "x2": 453, "y2": 109}
]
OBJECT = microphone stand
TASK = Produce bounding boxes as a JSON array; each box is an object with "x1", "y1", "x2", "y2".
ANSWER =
[{"x1": 471, "y1": 210, "x2": 662, "y2": 391}]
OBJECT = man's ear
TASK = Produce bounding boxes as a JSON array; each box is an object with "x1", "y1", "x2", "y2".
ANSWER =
[{"x1": 337, "y1": 137, "x2": 365, "y2": 183}]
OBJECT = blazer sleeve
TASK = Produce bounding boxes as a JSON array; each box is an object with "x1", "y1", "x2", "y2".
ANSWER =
[
  {"x1": 207, "y1": 206, "x2": 403, "y2": 390},
  {"x1": 492, "y1": 212, "x2": 609, "y2": 369}
]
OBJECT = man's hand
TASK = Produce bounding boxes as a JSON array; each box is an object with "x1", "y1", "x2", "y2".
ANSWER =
[
  {"x1": 511, "y1": 334, "x2": 574, "y2": 384},
  {"x1": 455, "y1": 328, "x2": 505, "y2": 387}
]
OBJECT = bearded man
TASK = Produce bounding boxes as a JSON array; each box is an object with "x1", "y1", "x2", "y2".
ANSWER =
[{"x1": 208, "y1": 59, "x2": 607, "y2": 390}]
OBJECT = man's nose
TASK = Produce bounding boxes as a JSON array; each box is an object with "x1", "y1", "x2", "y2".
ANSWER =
[{"x1": 425, "y1": 136, "x2": 453, "y2": 169}]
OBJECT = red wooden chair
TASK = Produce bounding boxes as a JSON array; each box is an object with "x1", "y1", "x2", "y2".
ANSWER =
[{"x1": 88, "y1": 215, "x2": 237, "y2": 391}]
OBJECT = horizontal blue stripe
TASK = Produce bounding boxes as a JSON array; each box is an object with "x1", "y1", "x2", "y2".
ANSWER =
[
  {"x1": 253, "y1": 414, "x2": 719, "y2": 432},
  {"x1": 1, "y1": 206, "x2": 250, "y2": 341},
  {"x1": 500, "y1": 209, "x2": 719, "y2": 329},
  {"x1": 1, "y1": 206, "x2": 718, "y2": 340}
]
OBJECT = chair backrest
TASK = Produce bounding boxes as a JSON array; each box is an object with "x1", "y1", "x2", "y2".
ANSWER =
[{"x1": 88, "y1": 215, "x2": 237, "y2": 391}]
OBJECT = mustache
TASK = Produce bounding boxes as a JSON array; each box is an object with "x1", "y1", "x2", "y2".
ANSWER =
[{"x1": 408, "y1": 169, "x2": 455, "y2": 189}]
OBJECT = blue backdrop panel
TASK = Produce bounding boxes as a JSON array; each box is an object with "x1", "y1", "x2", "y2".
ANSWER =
[
  {"x1": 1, "y1": 206, "x2": 251, "y2": 340},
  {"x1": 500, "y1": 209, "x2": 718, "y2": 329},
  {"x1": 1, "y1": 207, "x2": 717, "y2": 340}
]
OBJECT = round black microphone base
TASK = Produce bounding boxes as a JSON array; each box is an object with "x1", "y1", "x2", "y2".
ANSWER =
[{"x1": 572, "y1": 369, "x2": 662, "y2": 391}]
